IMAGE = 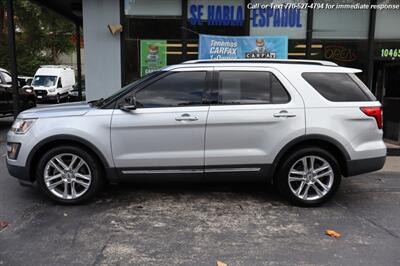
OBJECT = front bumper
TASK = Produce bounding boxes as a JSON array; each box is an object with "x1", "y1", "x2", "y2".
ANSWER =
[
  {"x1": 345, "y1": 156, "x2": 386, "y2": 177},
  {"x1": 6, "y1": 162, "x2": 31, "y2": 182},
  {"x1": 6, "y1": 127, "x2": 37, "y2": 184},
  {"x1": 36, "y1": 94, "x2": 58, "y2": 101}
]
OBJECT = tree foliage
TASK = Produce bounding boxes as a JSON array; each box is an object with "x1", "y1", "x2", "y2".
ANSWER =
[{"x1": 0, "y1": 0, "x2": 75, "y2": 76}]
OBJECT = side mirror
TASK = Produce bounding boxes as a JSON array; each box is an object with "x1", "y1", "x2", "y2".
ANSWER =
[{"x1": 120, "y1": 95, "x2": 137, "y2": 111}]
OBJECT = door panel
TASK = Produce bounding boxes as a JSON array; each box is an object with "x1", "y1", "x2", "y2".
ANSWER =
[
  {"x1": 111, "y1": 106, "x2": 209, "y2": 168},
  {"x1": 205, "y1": 67, "x2": 306, "y2": 172},
  {"x1": 0, "y1": 72, "x2": 13, "y2": 112},
  {"x1": 0, "y1": 84, "x2": 9, "y2": 113},
  {"x1": 111, "y1": 68, "x2": 211, "y2": 172},
  {"x1": 205, "y1": 104, "x2": 305, "y2": 165}
]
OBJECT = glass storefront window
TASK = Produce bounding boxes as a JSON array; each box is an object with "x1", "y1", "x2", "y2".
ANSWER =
[
  {"x1": 123, "y1": 0, "x2": 400, "y2": 85},
  {"x1": 375, "y1": 0, "x2": 400, "y2": 39},
  {"x1": 186, "y1": 0, "x2": 247, "y2": 38},
  {"x1": 310, "y1": 40, "x2": 369, "y2": 82},
  {"x1": 313, "y1": 0, "x2": 370, "y2": 39},
  {"x1": 249, "y1": 0, "x2": 307, "y2": 40},
  {"x1": 124, "y1": 0, "x2": 250, "y2": 84},
  {"x1": 384, "y1": 65, "x2": 400, "y2": 98},
  {"x1": 125, "y1": 0, "x2": 182, "y2": 16},
  {"x1": 124, "y1": 0, "x2": 184, "y2": 84}
]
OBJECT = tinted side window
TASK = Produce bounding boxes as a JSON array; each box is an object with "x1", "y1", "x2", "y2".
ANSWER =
[
  {"x1": 136, "y1": 71, "x2": 206, "y2": 108},
  {"x1": 218, "y1": 71, "x2": 290, "y2": 105},
  {"x1": 302, "y1": 73, "x2": 373, "y2": 102}
]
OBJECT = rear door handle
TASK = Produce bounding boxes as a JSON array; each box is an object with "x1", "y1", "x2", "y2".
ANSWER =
[
  {"x1": 273, "y1": 110, "x2": 297, "y2": 118},
  {"x1": 175, "y1": 113, "x2": 199, "y2": 121}
]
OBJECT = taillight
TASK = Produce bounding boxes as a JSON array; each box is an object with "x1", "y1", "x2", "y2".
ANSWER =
[{"x1": 360, "y1": 106, "x2": 383, "y2": 129}]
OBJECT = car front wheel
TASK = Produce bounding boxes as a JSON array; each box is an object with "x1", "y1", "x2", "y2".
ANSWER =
[
  {"x1": 277, "y1": 147, "x2": 341, "y2": 207},
  {"x1": 36, "y1": 145, "x2": 103, "y2": 204}
]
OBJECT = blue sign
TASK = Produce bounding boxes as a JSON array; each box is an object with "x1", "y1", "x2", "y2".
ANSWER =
[
  {"x1": 199, "y1": 34, "x2": 288, "y2": 60},
  {"x1": 189, "y1": 5, "x2": 244, "y2": 26},
  {"x1": 189, "y1": 4, "x2": 302, "y2": 28},
  {"x1": 251, "y1": 8, "x2": 302, "y2": 28}
]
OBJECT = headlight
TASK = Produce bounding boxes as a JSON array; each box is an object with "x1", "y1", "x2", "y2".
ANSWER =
[
  {"x1": 25, "y1": 88, "x2": 33, "y2": 93},
  {"x1": 10, "y1": 118, "x2": 36, "y2": 134},
  {"x1": 48, "y1": 88, "x2": 55, "y2": 92}
]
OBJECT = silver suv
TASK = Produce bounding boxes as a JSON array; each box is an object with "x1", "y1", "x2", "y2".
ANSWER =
[{"x1": 6, "y1": 60, "x2": 386, "y2": 206}]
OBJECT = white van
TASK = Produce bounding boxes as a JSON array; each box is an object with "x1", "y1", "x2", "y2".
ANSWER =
[{"x1": 31, "y1": 65, "x2": 75, "y2": 103}]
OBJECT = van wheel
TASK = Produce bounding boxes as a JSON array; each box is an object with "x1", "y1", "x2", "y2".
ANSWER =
[
  {"x1": 36, "y1": 146, "x2": 104, "y2": 204},
  {"x1": 277, "y1": 147, "x2": 341, "y2": 207}
]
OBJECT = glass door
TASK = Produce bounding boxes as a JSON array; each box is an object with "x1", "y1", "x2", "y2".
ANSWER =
[{"x1": 382, "y1": 62, "x2": 400, "y2": 143}]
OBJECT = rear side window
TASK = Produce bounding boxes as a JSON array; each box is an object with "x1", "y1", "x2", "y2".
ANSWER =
[
  {"x1": 218, "y1": 71, "x2": 290, "y2": 105},
  {"x1": 302, "y1": 73, "x2": 373, "y2": 102}
]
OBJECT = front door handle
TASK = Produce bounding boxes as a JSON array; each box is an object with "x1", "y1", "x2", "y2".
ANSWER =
[
  {"x1": 175, "y1": 113, "x2": 199, "y2": 121},
  {"x1": 273, "y1": 110, "x2": 297, "y2": 118}
]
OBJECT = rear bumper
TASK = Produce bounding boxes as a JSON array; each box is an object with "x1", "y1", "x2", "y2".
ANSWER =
[{"x1": 345, "y1": 156, "x2": 386, "y2": 177}]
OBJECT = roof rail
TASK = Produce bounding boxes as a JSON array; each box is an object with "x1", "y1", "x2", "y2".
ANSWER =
[{"x1": 183, "y1": 59, "x2": 338, "y2": 67}]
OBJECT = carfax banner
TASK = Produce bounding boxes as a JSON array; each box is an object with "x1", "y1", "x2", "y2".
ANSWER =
[{"x1": 199, "y1": 34, "x2": 288, "y2": 60}]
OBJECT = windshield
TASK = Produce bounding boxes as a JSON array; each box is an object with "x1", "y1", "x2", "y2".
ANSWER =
[{"x1": 32, "y1": 75, "x2": 57, "y2": 87}]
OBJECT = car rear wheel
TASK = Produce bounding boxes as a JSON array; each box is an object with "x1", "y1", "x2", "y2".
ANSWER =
[
  {"x1": 277, "y1": 147, "x2": 341, "y2": 207},
  {"x1": 36, "y1": 146, "x2": 103, "y2": 204}
]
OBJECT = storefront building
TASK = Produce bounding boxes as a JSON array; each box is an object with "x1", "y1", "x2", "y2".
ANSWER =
[{"x1": 35, "y1": 0, "x2": 400, "y2": 143}]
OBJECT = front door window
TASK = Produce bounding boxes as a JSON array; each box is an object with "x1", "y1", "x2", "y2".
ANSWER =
[{"x1": 135, "y1": 71, "x2": 206, "y2": 108}]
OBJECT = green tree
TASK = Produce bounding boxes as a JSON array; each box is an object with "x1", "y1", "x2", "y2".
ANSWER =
[{"x1": 0, "y1": 0, "x2": 75, "y2": 76}]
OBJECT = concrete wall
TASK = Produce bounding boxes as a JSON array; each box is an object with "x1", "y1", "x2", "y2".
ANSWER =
[{"x1": 82, "y1": 0, "x2": 121, "y2": 101}]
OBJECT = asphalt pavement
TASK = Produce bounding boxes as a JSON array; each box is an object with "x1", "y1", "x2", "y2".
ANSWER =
[{"x1": 1, "y1": 116, "x2": 400, "y2": 266}]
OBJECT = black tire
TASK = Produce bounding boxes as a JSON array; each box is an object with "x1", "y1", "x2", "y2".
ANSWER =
[
  {"x1": 276, "y1": 147, "x2": 341, "y2": 207},
  {"x1": 36, "y1": 145, "x2": 104, "y2": 204}
]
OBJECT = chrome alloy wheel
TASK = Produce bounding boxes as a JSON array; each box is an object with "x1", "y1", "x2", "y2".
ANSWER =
[
  {"x1": 288, "y1": 155, "x2": 334, "y2": 201},
  {"x1": 44, "y1": 153, "x2": 92, "y2": 200}
]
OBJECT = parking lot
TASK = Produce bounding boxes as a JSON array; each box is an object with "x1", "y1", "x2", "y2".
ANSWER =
[{"x1": 1, "y1": 116, "x2": 400, "y2": 266}]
